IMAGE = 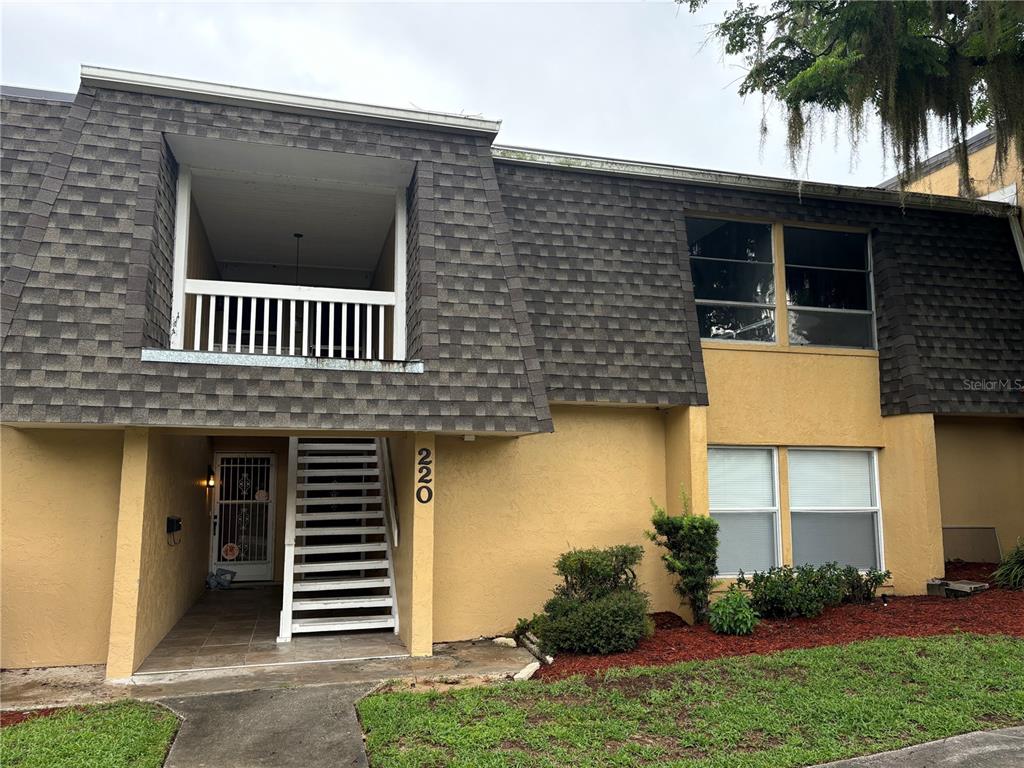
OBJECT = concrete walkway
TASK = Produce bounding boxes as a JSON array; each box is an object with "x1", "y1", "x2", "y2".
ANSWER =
[
  {"x1": 817, "y1": 726, "x2": 1024, "y2": 767},
  {"x1": 160, "y1": 683, "x2": 373, "y2": 768}
]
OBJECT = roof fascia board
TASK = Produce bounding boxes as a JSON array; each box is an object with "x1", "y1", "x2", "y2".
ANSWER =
[
  {"x1": 80, "y1": 65, "x2": 501, "y2": 137},
  {"x1": 492, "y1": 145, "x2": 1019, "y2": 217}
]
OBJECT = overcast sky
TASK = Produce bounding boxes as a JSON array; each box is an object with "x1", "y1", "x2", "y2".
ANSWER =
[{"x1": 2, "y1": 2, "x2": 898, "y2": 186}]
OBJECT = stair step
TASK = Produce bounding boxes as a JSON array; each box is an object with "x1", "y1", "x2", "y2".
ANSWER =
[
  {"x1": 292, "y1": 615, "x2": 396, "y2": 633},
  {"x1": 298, "y1": 442, "x2": 377, "y2": 451},
  {"x1": 297, "y1": 468, "x2": 379, "y2": 477},
  {"x1": 293, "y1": 596, "x2": 393, "y2": 611},
  {"x1": 295, "y1": 511, "x2": 383, "y2": 522},
  {"x1": 296, "y1": 496, "x2": 382, "y2": 507},
  {"x1": 298, "y1": 456, "x2": 378, "y2": 465},
  {"x1": 297, "y1": 482, "x2": 382, "y2": 491},
  {"x1": 293, "y1": 577, "x2": 392, "y2": 592},
  {"x1": 294, "y1": 542, "x2": 387, "y2": 555},
  {"x1": 295, "y1": 526, "x2": 386, "y2": 537},
  {"x1": 293, "y1": 559, "x2": 389, "y2": 573}
]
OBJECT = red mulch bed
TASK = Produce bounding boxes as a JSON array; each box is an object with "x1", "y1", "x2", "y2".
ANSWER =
[
  {"x1": 536, "y1": 563, "x2": 1021, "y2": 681},
  {"x1": 0, "y1": 707, "x2": 65, "y2": 728}
]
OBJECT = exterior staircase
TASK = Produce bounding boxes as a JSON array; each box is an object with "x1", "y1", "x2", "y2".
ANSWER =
[{"x1": 277, "y1": 437, "x2": 399, "y2": 641}]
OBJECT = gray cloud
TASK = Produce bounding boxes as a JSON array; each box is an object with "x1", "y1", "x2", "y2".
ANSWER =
[{"x1": 1, "y1": 1, "x2": 895, "y2": 186}]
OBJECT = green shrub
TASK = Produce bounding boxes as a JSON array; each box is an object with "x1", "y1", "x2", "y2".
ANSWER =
[
  {"x1": 993, "y1": 540, "x2": 1024, "y2": 590},
  {"x1": 648, "y1": 494, "x2": 719, "y2": 623},
  {"x1": 739, "y1": 563, "x2": 891, "y2": 619},
  {"x1": 536, "y1": 589, "x2": 653, "y2": 654},
  {"x1": 516, "y1": 544, "x2": 651, "y2": 655},
  {"x1": 709, "y1": 585, "x2": 759, "y2": 635},
  {"x1": 552, "y1": 544, "x2": 643, "y2": 601}
]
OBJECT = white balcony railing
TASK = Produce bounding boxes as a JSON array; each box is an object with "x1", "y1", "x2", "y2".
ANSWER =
[{"x1": 180, "y1": 279, "x2": 396, "y2": 360}]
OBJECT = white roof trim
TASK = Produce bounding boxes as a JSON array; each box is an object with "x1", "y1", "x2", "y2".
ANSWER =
[
  {"x1": 80, "y1": 65, "x2": 501, "y2": 136},
  {"x1": 492, "y1": 145, "x2": 1020, "y2": 216}
]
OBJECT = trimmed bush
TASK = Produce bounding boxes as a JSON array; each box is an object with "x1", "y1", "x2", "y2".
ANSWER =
[
  {"x1": 648, "y1": 496, "x2": 719, "y2": 623},
  {"x1": 517, "y1": 544, "x2": 651, "y2": 655},
  {"x1": 738, "y1": 563, "x2": 891, "y2": 619},
  {"x1": 709, "y1": 585, "x2": 759, "y2": 635},
  {"x1": 552, "y1": 544, "x2": 642, "y2": 601},
  {"x1": 993, "y1": 540, "x2": 1024, "y2": 590},
  {"x1": 536, "y1": 590, "x2": 652, "y2": 654}
]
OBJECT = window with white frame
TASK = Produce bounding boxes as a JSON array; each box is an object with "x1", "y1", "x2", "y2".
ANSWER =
[
  {"x1": 789, "y1": 449, "x2": 882, "y2": 570},
  {"x1": 708, "y1": 447, "x2": 779, "y2": 574}
]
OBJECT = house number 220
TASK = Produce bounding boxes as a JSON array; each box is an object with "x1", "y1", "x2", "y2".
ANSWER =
[{"x1": 416, "y1": 447, "x2": 433, "y2": 504}]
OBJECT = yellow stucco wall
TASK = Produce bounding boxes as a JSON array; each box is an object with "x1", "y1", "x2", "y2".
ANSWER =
[
  {"x1": 905, "y1": 141, "x2": 1021, "y2": 199},
  {"x1": 106, "y1": 429, "x2": 212, "y2": 679},
  {"x1": 0, "y1": 427, "x2": 123, "y2": 668},
  {"x1": 704, "y1": 345, "x2": 944, "y2": 593},
  {"x1": 390, "y1": 433, "x2": 434, "y2": 655},
  {"x1": 433, "y1": 405, "x2": 675, "y2": 642},
  {"x1": 935, "y1": 416, "x2": 1024, "y2": 558}
]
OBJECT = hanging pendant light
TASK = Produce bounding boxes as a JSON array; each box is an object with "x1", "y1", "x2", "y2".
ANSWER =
[{"x1": 293, "y1": 232, "x2": 303, "y2": 286}]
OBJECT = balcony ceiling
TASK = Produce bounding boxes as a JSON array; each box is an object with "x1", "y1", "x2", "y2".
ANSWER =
[{"x1": 170, "y1": 135, "x2": 411, "y2": 288}]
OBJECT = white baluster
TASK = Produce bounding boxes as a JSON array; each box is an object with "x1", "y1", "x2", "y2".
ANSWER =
[
  {"x1": 354, "y1": 302, "x2": 360, "y2": 359},
  {"x1": 207, "y1": 295, "x2": 215, "y2": 352},
  {"x1": 263, "y1": 298, "x2": 270, "y2": 354},
  {"x1": 341, "y1": 303, "x2": 349, "y2": 359},
  {"x1": 193, "y1": 294, "x2": 203, "y2": 351},
  {"x1": 221, "y1": 295, "x2": 230, "y2": 352},
  {"x1": 365, "y1": 304, "x2": 371, "y2": 359},
  {"x1": 234, "y1": 295, "x2": 242, "y2": 353},
  {"x1": 328, "y1": 303, "x2": 335, "y2": 357},
  {"x1": 302, "y1": 300, "x2": 309, "y2": 356},
  {"x1": 276, "y1": 299, "x2": 283, "y2": 355},
  {"x1": 378, "y1": 305, "x2": 385, "y2": 360},
  {"x1": 289, "y1": 300, "x2": 296, "y2": 356},
  {"x1": 315, "y1": 301, "x2": 322, "y2": 356}
]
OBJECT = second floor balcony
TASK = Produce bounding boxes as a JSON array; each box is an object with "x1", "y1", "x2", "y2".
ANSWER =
[{"x1": 162, "y1": 135, "x2": 412, "y2": 367}]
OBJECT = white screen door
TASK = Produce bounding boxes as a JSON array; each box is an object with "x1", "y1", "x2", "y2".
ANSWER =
[{"x1": 210, "y1": 453, "x2": 276, "y2": 581}]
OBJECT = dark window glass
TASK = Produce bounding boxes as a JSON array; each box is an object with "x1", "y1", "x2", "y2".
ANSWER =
[
  {"x1": 698, "y1": 305, "x2": 775, "y2": 342},
  {"x1": 786, "y1": 266, "x2": 870, "y2": 310},
  {"x1": 783, "y1": 228, "x2": 867, "y2": 269},
  {"x1": 688, "y1": 219, "x2": 773, "y2": 263},
  {"x1": 692, "y1": 259, "x2": 775, "y2": 304},
  {"x1": 789, "y1": 309, "x2": 874, "y2": 348}
]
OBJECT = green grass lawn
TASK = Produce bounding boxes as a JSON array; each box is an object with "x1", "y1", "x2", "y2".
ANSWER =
[
  {"x1": 1, "y1": 700, "x2": 179, "y2": 768},
  {"x1": 358, "y1": 634, "x2": 1024, "y2": 768}
]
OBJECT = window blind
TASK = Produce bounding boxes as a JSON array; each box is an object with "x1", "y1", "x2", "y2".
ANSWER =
[
  {"x1": 713, "y1": 512, "x2": 777, "y2": 573},
  {"x1": 708, "y1": 447, "x2": 775, "y2": 509},
  {"x1": 788, "y1": 449, "x2": 875, "y2": 508}
]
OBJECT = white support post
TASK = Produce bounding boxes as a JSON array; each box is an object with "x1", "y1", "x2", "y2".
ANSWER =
[
  {"x1": 392, "y1": 190, "x2": 407, "y2": 361},
  {"x1": 169, "y1": 167, "x2": 192, "y2": 350},
  {"x1": 278, "y1": 436, "x2": 298, "y2": 643}
]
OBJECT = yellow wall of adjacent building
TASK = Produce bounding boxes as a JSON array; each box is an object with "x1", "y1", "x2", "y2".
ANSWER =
[
  {"x1": 433, "y1": 405, "x2": 675, "y2": 642},
  {"x1": 935, "y1": 416, "x2": 1024, "y2": 559},
  {"x1": 0, "y1": 427, "x2": 124, "y2": 668},
  {"x1": 106, "y1": 429, "x2": 212, "y2": 679},
  {"x1": 905, "y1": 141, "x2": 1021, "y2": 199}
]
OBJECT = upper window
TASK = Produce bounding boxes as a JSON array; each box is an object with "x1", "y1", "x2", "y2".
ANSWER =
[
  {"x1": 784, "y1": 228, "x2": 874, "y2": 349},
  {"x1": 789, "y1": 449, "x2": 882, "y2": 570},
  {"x1": 708, "y1": 446, "x2": 779, "y2": 575},
  {"x1": 689, "y1": 219, "x2": 775, "y2": 343}
]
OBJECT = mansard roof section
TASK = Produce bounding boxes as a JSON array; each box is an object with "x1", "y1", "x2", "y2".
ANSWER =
[
  {"x1": 0, "y1": 77, "x2": 550, "y2": 433},
  {"x1": 81, "y1": 66, "x2": 501, "y2": 137}
]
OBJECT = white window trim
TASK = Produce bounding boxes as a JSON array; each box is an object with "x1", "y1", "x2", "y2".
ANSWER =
[
  {"x1": 788, "y1": 447, "x2": 885, "y2": 572},
  {"x1": 709, "y1": 445, "x2": 783, "y2": 577}
]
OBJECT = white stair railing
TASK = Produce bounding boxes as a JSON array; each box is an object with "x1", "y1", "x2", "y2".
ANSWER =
[
  {"x1": 376, "y1": 437, "x2": 400, "y2": 634},
  {"x1": 182, "y1": 279, "x2": 396, "y2": 360},
  {"x1": 277, "y1": 436, "x2": 299, "y2": 643}
]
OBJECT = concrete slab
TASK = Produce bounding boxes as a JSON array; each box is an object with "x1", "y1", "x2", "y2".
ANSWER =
[
  {"x1": 815, "y1": 726, "x2": 1024, "y2": 767},
  {"x1": 0, "y1": 640, "x2": 535, "y2": 708},
  {"x1": 160, "y1": 683, "x2": 373, "y2": 768}
]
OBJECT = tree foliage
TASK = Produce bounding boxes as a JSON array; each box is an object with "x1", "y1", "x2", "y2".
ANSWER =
[{"x1": 687, "y1": 0, "x2": 1024, "y2": 193}]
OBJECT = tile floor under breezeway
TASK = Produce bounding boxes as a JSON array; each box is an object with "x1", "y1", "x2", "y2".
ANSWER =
[{"x1": 135, "y1": 585, "x2": 407, "y2": 675}]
